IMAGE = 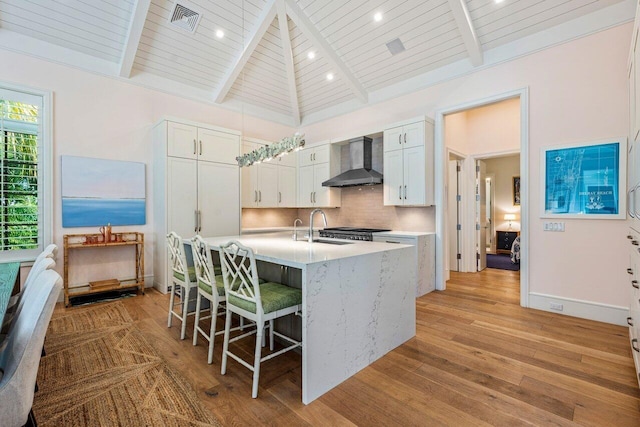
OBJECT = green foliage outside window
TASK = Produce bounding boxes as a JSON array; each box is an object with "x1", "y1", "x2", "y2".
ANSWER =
[{"x1": 0, "y1": 100, "x2": 39, "y2": 251}]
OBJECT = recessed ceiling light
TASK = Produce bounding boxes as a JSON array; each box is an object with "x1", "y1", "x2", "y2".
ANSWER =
[
  {"x1": 307, "y1": 51, "x2": 316, "y2": 60},
  {"x1": 326, "y1": 73, "x2": 334, "y2": 81},
  {"x1": 215, "y1": 29, "x2": 224, "y2": 38},
  {"x1": 374, "y1": 12, "x2": 383, "y2": 22}
]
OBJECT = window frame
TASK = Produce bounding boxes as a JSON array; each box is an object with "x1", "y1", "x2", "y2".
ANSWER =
[{"x1": 0, "y1": 82, "x2": 52, "y2": 262}]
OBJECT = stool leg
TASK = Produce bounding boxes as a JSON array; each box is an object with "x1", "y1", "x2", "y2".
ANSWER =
[
  {"x1": 193, "y1": 290, "x2": 202, "y2": 346},
  {"x1": 269, "y1": 319, "x2": 274, "y2": 351},
  {"x1": 252, "y1": 320, "x2": 264, "y2": 398},
  {"x1": 180, "y1": 286, "x2": 189, "y2": 340},
  {"x1": 167, "y1": 282, "x2": 176, "y2": 328},
  {"x1": 208, "y1": 299, "x2": 217, "y2": 364},
  {"x1": 221, "y1": 309, "x2": 232, "y2": 375}
]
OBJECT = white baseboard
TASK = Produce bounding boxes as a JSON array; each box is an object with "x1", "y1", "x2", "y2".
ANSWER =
[{"x1": 529, "y1": 293, "x2": 628, "y2": 326}]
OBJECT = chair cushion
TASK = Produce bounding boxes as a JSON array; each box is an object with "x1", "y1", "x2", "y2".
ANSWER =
[
  {"x1": 227, "y1": 282, "x2": 302, "y2": 314},
  {"x1": 198, "y1": 275, "x2": 225, "y2": 297},
  {"x1": 173, "y1": 266, "x2": 196, "y2": 283}
]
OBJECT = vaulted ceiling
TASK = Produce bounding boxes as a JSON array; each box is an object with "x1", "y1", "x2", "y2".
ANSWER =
[{"x1": 0, "y1": 0, "x2": 633, "y2": 126}]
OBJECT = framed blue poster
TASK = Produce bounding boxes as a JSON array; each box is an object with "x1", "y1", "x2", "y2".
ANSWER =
[{"x1": 541, "y1": 138, "x2": 627, "y2": 219}]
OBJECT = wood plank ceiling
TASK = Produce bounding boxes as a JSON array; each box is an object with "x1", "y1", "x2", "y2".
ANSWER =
[{"x1": 0, "y1": 0, "x2": 631, "y2": 126}]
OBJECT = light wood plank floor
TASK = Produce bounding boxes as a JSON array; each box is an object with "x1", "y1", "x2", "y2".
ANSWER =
[{"x1": 53, "y1": 268, "x2": 640, "y2": 425}]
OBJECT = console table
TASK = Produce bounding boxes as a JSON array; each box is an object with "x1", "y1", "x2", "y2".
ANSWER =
[{"x1": 63, "y1": 232, "x2": 144, "y2": 307}]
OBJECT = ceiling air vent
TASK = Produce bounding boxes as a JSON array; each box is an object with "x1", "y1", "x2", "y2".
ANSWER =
[
  {"x1": 386, "y1": 38, "x2": 406, "y2": 56},
  {"x1": 168, "y1": 2, "x2": 202, "y2": 34}
]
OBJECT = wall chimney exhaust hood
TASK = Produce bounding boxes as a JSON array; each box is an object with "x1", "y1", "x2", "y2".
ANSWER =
[{"x1": 322, "y1": 136, "x2": 382, "y2": 187}]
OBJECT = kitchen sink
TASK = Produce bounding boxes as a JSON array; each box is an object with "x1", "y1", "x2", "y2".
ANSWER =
[{"x1": 313, "y1": 239, "x2": 354, "y2": 245}]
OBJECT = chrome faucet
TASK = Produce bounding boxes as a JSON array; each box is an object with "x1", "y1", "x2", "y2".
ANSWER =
[
  {"x1": 293, "y1": 218, "x2": 302, "y2": 241},
  {"x1": 308, "y1": 209, "x2": 327, "y2": 243}
]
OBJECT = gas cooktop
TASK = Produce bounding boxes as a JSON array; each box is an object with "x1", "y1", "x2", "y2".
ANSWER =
[{"x1": 319, "y1": 227, "x2": 391, "y2": 241}]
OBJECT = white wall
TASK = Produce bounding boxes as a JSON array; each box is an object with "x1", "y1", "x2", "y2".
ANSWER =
[
  {"x1": 300, "y1": 23, "x2": 633, "y2": 312},
  {"x1": 0, "y1": 49, "x2": 293, "y2": 283}
]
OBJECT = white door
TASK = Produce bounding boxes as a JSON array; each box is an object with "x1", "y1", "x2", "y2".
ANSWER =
[
  {"x1": 383, "y1": 149, "x2": 403, "y2": 205},
  {"x1": 404, "y1": 145, "x2": 425, "y2": 205},
  {"x1": 168, "y1": 157, "x2": 198, "y2": 238},
  {"x1": 278, "y1": 166, "x2": 297, "y2": 207},
  {"x1": 167, "y1": 122, "x2": 197, "y2": 160},
  {"x1": 313, "y1": 163, "x2": 330, "y2": 206},
  {"x1": 476, "y1": 160, "x2": 487, "y2": 271},
  {"x1": 198, "y1": 162, "x2": 239, "y2": 237},
  {"x1": 258, "y1": 162, "x2": 279, "y2": 207},
  {"x1": 298, "y1": 165, "x2": 315, "y2": 207}
]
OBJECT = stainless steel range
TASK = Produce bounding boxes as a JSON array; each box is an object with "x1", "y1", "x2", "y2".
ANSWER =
[{"x1": 318, "y1": 227, "x2": 391, "y2": 241}]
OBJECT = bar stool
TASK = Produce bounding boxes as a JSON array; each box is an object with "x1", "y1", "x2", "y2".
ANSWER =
[
  {"x1": 166, "y1": 232, "x2": 197, "y2": 340},
  {"x1": 219, "y1": 240, "x2": 302, "y2": 398}
]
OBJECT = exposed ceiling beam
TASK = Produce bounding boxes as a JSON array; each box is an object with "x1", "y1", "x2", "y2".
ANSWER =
[
  {"x1": 447, "y1": 0, "x2": 483, "y2": 67},
  {"x1": 284, "y1": 0, "x2": 368, "y2": 104},
  {"x1": 213, "y1": 0, "x2": 278, "y2": 103},
  {"x1": 119, "y1": 0, "x2": 151, "y2": 78},
  {"x1": 276, "y1": 0, "x2": 300, "y2": 126}
]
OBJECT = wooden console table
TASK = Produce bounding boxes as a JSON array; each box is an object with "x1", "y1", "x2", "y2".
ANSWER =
[{"x1": 63, "y1": 232, "x2": 144, "y2": 307}]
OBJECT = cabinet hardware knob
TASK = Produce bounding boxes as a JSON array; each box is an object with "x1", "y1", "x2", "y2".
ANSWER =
[
  {"x1": 628, "y1": 316, "x2": 634, "y2": 326},
  {"x1": 633, "y1": 240, "x2": 639, "y2": 246},
  {"x1": 633, "y1": 280, "x2": 639, "y2": 289},
  {"x1": 628, "y1": 268, "x2": 634, "y2": 275},
  {"x1": 404, "y1": 185, "x2": 407, "y2": 199},
  {"x1": 404, "y1": 133, "x2": 406, "y2": 144},
  {"x1": 629, "y1": 235, "x2": 635, "y2": 240},
  {"x1": 633, "y1": 338, "x2": 639, "y2": 353},
  {"x1": 398, "y1": 134, "x2": 401, "y2": 145},
  {"x1": 199, "y1": 140, "x2": 202, "y2": 156},
  {"x1": 259, "y1": 190, "x2": 261, "y2": 202},
  {"x1": 193, "y1": 139, "x2": 197, "y2": 155},
  {"x1": 399, "y1": 186, "x2": 402, "y2": 200}
]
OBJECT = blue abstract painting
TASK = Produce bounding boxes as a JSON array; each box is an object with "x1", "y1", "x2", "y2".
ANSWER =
[{"x1": 61, "y1": 156, "x2": 146, "y2": 227}]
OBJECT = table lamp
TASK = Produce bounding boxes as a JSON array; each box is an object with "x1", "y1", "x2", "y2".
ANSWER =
[{"x1": 504, "y1": 213, "x2": 516, "y2": 230}]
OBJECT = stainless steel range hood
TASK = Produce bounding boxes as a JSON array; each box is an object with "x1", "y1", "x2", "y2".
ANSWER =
[{"x1": 322, "y1": 136, "x2": 382, "y2": 187}]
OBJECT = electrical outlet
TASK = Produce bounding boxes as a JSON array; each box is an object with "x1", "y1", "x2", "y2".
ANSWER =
[{"x1": 550, "y1": 302, "x2": 563, "y2": 311}]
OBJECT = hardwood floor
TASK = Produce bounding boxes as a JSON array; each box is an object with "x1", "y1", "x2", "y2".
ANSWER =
[{"x1": 53, "y1": 269, "x2": 640, "y2": 425}]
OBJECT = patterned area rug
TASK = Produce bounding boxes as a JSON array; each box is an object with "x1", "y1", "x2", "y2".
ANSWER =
[{"x1": 32, "y1": 302, "x2": 220, "y2": 426}]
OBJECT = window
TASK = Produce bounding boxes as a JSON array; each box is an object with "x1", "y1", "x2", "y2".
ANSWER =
[{"x1": 0, "y1": 85, "x2": 51, "y2": 261}]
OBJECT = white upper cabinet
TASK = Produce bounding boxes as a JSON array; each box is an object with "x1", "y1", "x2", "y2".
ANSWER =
[
  {"x1": 297, "y1": 143, "x2": 340, "y2": 208},
  {"x1": 167, "y1": 121, "x2": 239, "y2": 165},
  {"x1": 241, "y1": 138, "x2": 298, "y2": 208},
  {"x1": 383, "y1": 119, "x2": 434, "y2": 206}
]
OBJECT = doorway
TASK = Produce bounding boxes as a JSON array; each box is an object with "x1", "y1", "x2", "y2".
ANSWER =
[{"x1": 435, "y1": 89, "x2": 529, "y2": 307}]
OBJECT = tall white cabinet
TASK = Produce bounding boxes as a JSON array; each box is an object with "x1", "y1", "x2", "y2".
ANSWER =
[
  {"x1": 382, "y1": 118, "x2": 435, "y2": 206},
  {"x1": 153, "y1": 119, "x2": 241, "y2": 293},
  {"x1": 627, "y1": 1, "x2": 640, "y2": 388}
]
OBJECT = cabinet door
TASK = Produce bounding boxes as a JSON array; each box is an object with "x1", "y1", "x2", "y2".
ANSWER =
[
  {"x1": 313, "y1": 144, "x2": 330, "y2": 164},
  {"x1": 241, "y1": 164, "x2": 258, "y2": 207},
  {"x1": 299, "y1": 147, "x2": 315, "y2": 167},
  {"x1": 198, "y1": 162, "x2": 239, "y2": 237},
  {"x1": 298, "y1": 165, "x2": 315, "y2": 207},
  {"x1": 167, "y1": 122, "x2": 198, "y2": 160},
  {"x1": 277, "y1": 151, "x2": 297, "y2": 168},
  {"x1": 383, "y1": 149, "x2": 403, "y2": 206},
  {"x1": 167, "y1": 157, "x2": 198, "y2": 238},
  {"x1": 313, "y1": 162, "x2": 331, "y2": 206},
  {"x1": 278, "y1": 166, "x2": 297, "y2": 207},
  {"x1": 258, "y1": 162, "x2": 279, "y2": 207},
  {"x1": 403, "y1": 121, "x2": 425, "y2": 149},
  {"x1": 383, "y1": 126, "x2": 404, "y2": 153},
  {"x1": 403, "y1": 145, "x2": 426, "y2": 205},
  {"x1": 199, "y1": 128, "x2": 239, "y2": 164}
]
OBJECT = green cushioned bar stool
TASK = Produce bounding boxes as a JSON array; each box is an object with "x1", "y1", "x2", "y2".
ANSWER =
[
  {"x1": 166, "y1": 231, "x2": 198, "y2": 340},
  {"x1": 191, "y1": 235, "x2": 250, "y2": 364},
  {"x1": 219, "y1": 240, "x2": 302, "y2": 398}
]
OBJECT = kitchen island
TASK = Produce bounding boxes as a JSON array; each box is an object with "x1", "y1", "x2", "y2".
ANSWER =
[{"x1": 202, "y1": 233, "x2": 416, "y2": 404}]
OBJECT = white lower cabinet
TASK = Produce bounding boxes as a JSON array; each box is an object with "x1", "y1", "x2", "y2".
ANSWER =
[
  {"x1": 627, "y1": 226, "x2": 640, "y2": 387},
  {"x1": 373, "y1": 232, "x2": 435, "y2": 297}
]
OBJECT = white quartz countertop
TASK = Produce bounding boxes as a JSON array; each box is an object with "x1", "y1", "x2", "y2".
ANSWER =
[
  {"x1": 375, "y1": 230, "x2": 435, "y2": 237},
  {"x1": 200, "y1": 232, "x2": 412, "y2": 269}
]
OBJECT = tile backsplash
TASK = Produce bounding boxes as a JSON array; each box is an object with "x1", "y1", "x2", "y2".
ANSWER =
[{"x1": 242, "y1": 185, "x2": 434, "y2": 231}]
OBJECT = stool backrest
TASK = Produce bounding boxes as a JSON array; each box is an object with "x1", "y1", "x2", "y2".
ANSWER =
[
  {"x1": 10, "y1": 257, "x2": 56, "y2": 328},
  {"x1": 191, "y1": 235, "x2": 215, "y2": 292},
  {"x1": 167, "y1": 232, "x2": 188, "y2": 281},
  {"x1": 33, "y1": 244, "x2": 58, "y2": 267},
  {"x1": 0, "y1": 269, "x2": 61, "y2": 426},
  {"x1": 219, "y1": 241, "x2": 262, "y2": 315}
]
